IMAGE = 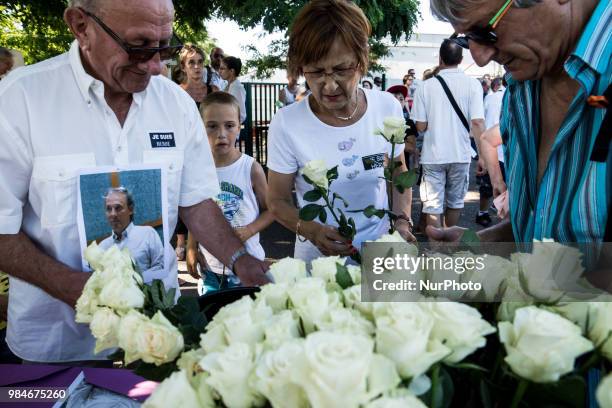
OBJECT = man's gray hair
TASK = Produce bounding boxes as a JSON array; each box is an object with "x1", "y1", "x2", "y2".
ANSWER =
[
  {"x1": 0, "y1": 47, "x2": 12, "y2": 61},
  {"x1": 68, "y1": 0, "x2": 100, "y2": 12},
  {"x1": 430, "y1": 0, "x2": 541, "y2": 25}
]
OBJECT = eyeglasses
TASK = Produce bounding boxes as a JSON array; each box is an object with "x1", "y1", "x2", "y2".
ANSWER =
[
  {"x1": 79, "y1": 8, "x2": 183, "y2": 63},
  {"x1": 303, "y1": 65, "x2": 358, "y2": 83},
  {"x1": 450, "y1": 0, "x2": 513, "y2": 49}
]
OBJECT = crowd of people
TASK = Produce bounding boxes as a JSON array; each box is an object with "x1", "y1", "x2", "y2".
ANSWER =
[{"x1": 0, "y1": 0, "x2": 609, "y2": 366}]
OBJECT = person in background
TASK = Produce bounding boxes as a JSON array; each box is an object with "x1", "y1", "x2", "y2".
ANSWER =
[
  {"x1": 219, "y1": 56, "x2": 247, "y2": 124},
  {"x1": 387, "y1": 84, "x2": 418, "y2": 171},
  {"x1": 206, "y1": 46, "x2": 227, "y2": 92},
  {"x1": 361, "y1": 78, "x2": 373, "y2": 89},
  {"x1": 373, "y1": 76, "x2": 383, "y2": 90},
  {"x1": 279, "y1": 75, "x2": 299, "y2": 107},
  {"x1": 404, "y1": 74, "x2": 417, "y2": 110},
  {"x1": 0, "y1": 47, "x2": 14, "y2": 79},
  {"x1": 412, "y1": 39, "x2": 486, "y2": 231},
  {"x1": 187, "y1": 92, "x2": 273, "y2": 294},
  {"x1": 178, "y1": 43, "x2": 207, "y2": 105}
]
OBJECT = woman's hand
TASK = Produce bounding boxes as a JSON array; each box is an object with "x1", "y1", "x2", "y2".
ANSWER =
[{"x1": 309, "y1": 224, "x2": 353, "y2": 256}]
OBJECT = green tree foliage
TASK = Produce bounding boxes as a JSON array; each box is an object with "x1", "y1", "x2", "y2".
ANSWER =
[{"x1": 1, "y1": 0, "x2": 420, "y2": 77}]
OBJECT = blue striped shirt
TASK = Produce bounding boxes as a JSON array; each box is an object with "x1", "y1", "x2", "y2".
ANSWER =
[{"x1": 500, "y1": 0, "x2": 611, "y2": 257}]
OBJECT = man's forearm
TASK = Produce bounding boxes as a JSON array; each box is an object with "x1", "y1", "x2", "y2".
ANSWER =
[
  {"x1": 477, "y1": 219, "x2": 514, "y2": 242},
  {"x1": 179, "y1": 199, "x2": 245, "y2": 268},
  {"x1": 0, "y1": 232, "x2": 87, "y2": 306},
  {"x1": 471, "y1": 119, "x2": 486, "y2": 154}
]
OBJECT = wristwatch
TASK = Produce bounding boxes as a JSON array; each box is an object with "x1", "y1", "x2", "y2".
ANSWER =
[
  {"x1": 395, "y1": 215, "x2": 414, "y2": 230},
  {"x1": 228, "y1": 247, "x2": 248, "y2": 271}
]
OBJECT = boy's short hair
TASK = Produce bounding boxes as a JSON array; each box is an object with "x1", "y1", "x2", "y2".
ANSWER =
[
  {"x1": 222, "y1": 56, "x2": 242, "y2": 77},
  {"x1": 200, "y1": 92, "x2": 241, "y2": 122}
]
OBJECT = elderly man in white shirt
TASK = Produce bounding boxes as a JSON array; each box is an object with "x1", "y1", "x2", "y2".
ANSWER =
[
  {"x1": 0, "y1": 0, "x2": 269, "y2": 363},
  {"x1": 98, "y1": 187, "x2": 164, "y2": 277}
]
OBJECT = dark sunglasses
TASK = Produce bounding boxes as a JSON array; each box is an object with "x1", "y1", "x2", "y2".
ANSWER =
[
  {"x1": 450, "y1": 0, "x2": 513, "y2": 49},
  {"x1": 79, "y1": 8, "x2": 183, "y2": 63}
]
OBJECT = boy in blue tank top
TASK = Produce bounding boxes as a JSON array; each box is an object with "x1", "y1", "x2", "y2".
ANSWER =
[{"x1": 187, "y1": 92, "x2": 274, "y2": 294}]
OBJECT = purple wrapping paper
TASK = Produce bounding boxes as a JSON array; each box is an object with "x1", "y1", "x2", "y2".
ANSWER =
[{"x1": 0, "y1": 364, "x2": 157, "y2": 407}]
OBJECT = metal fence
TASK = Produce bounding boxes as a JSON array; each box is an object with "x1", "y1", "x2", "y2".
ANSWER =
[{"x1": 239, "y1": 82, "x2": 287, "y2": 168}]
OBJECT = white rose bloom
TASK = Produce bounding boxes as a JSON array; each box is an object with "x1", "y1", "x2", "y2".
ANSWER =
[
  {"x1": 200, "y1": 342, "x2": 264, "y2": 408},
  {"x1": 269, "y1": 257, "x2": 307, "y2": 285},
  {"x1": 263, "y1": 310, "x2": 302, "y2": 350},
  {"x1": 544, "y1": 301, "x2": 598, "y2": 334},
  {"x1": 316, "y1": 308, "x2": 375, "y2": 337},
  {"x1": 424, "y1": 301, "x2": 495, "y2": 363},
  {"x1": 311, "y1": 256, "x2": 345, "y2": 284},
  {"x1": 290, "y1": 332, "x2": 399, "y2": 408},
  {"x1": 378, "y1": 117, "x2": 408, "y2": 144},
  {"x1": 374, "y1": 303, "x2": 449, "y2": 378},
  {"x1": 98, "y1": 274, "x2": 144, "y2": 311},
  {"x1": 255, "y1": 282, "x2": 290, "y2": 312},
  {"x1": 117, "y1": 310, "x2": 149, "y2": 364},
  {"x1": 498, "y1": 306, "x2": 594, "y2": 383},
  {"x1": 143, "y1": 370, "x2": 201, "y2": 408},
  {"x1": 371, "y1": 231, "x2": 406, "y2": 243},
  {"x1": 464, "y1": 254, "x2": 517, "y2": 301},
  {"x1": 176, "y1": 348, "x2": 207, "y2": 378},
  {"x1": 366, "y1": 388, "x2": 427, "y2": 408},
  {"x1": 136, "y1": 311, "x2": 184, "y2": 366},
  {"x1": 252, "y1": 341, "x2": 309, "y2": 408},
  {"x1": 301, "y1": 160, "x2": 329, "y2": 189},
  {"x1": 588, "y1": 302, "x2": 612, "y2": 361},
  {"x1": 343, "y1": 285, "x2": 374, "y2": 320},
  {"x1": 347, "y1": 265, "x2": 362, "y2": 285},
  {"x1": 90, "y1": 307, "x2": 121, "y2": 353},
  {"x1": 205, "y1": 296, "x2": 273, "y2": 350},
  {"x1": 288, "y1": 277, "x2": 342, "y2": 334},
  {"x1": 200, "y1": 323, "x2": 228, "y2": 354},
  {"x1": 99, "y1": 245, "x2": 134, "y2": 272},
  {"x1": 75, "y1": 280, "x2": 101, "y2": 323},
  {"x1": 597, "y1": 373, "x2": 612, "y2": 408},
  {"x1": 84, "y1": 241, "x2": 105, "y2": 271}
]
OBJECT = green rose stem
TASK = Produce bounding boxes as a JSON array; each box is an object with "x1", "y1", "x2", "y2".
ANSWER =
[
  {"x1": 387, "y1": 142, "x2": 397, "y2": 233},
  {"x1": 510, "y1": 379, "x2": 528, "y2": 408},
  {"x1": 317, "y1": 193, "x2": 361, "y2": 263},
  {"x1": 430, "y1": 364, "x2": 441, "y2": 407}
]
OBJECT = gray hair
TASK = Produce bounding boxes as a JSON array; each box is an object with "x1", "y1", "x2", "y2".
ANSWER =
[
  {"x1": 430, "y1": 0, "x2": 541, "y2": 25},
  {"x1": 68, "y1": 0, "x2": 101, "y2": 12},
  {"x1": 104, "y1": 186, "x2": 135, "y2": 221},
  {"x1": 0, "y1": 47, "x2": 12, "y2": 62}
]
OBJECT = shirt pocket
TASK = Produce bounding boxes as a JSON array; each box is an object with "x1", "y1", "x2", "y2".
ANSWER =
[
  {"x1": 30, "y1": 153, "x2": 96, "y2": 228},
  {"x1": 142, "y1": 149, "x2": 184, "y2": 212}
]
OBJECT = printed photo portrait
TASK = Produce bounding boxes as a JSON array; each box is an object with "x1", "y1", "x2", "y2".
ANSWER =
[{"x1": 76, "y1": 166, "x2": 169, "y2": 281}]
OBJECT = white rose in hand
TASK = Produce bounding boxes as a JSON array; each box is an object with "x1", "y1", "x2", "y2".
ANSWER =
[
  {"x1": 200, "y1": 342, "x2": 265, "y2": 408},
  {"x1": 374, "y1": 303, "x2": 449, "y2": 378},
  {"x1": 301, "y1": 160, "x2": 329, "y2": 189},
  {"x1": 498, "y1": 306, "x2": 594, "y2": 383},
  {"x1": 143, "y1": 370, "x2": 201, "y2": 408},
  {"x1": 136, "y1": 311, "x2": 184, "y2": 366},
  {"x1": 377, "y1": 117, "x2": 407, "y2": 144},
  {"x1": 117, "y1": 310, "x2": 149, "y2": 364},
  {"x1": 90, "y1": 307, "x2": 121, "y2": 353},
  {"x1": 597, "y1": 373, "x2": 612, "y2": 408},
  {"x1": 290, "y1": 332, "x2": 399, "y2": 408},
  {"x1": 252, "y1": 340, "x2": 309, "y2": 408},
  {"x1": 84, "y1": 241, "x2": 105, "y2": 271},
  {"x1": 98, "y1": 274, "x2": 144, "y2": 311},
  {"x1": 424, "y1": 301, "x2": 495, "y2": 363}
]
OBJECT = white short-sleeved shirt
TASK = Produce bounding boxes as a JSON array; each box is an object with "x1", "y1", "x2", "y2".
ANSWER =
[
  {"x1": 267, "y1": 89, "x2": 404, "y2": 261},
  {"x1": 411, "y1": 68, "x2": 484, "y2": 164},
  {"x1": 226, "y1": 79, "x2": 247, "y2": 124},
  {"x1": 99, "y1": 223, "x2": 165, "y2": 277},
  {"x1": 484, "y1": 88, "x2": 506, "y2": 163},
  {"x1": 0, "y1": 41, "x2": 219, "y2": 362}
]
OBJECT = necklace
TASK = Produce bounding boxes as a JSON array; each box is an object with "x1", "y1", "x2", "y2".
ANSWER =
[{"x1": 334, "y1": 97, "x2": 360, "y2": 121}]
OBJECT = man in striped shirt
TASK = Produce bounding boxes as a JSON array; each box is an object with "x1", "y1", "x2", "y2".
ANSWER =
[{"x1": 428, "y1": 0, "x2": 610, "y2": 268}]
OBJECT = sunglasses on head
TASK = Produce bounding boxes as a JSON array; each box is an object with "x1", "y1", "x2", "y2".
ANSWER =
[
  {"x1": 450, "y1": 0, "x2": 513, "y2": 49},
  {"x1": 79, "y1": 7, "x2": 183, "y2": 63}
]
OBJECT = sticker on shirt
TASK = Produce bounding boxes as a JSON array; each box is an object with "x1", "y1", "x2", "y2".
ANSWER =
[
  {"x1": 149, "y1": 132, "x2": 176, "y2": 148},
  {"x1": 338, "y1": 138, "x2": 356, "y2": 152},
  {"x1": 342, "y1": 155, "x2": 359, "y2": 167},
  {"x1": 215, "y1": 181, "x2": 247, "y2": 227},
  {"x1": 346, "y1": 170, "x2": 360, "y2": 180},
  {"x1": 75, "y1": 165, "x2": 170, "y2": 281},
  {"x1": 362, "y1": 153, "x2": 385, "y2": 171}
]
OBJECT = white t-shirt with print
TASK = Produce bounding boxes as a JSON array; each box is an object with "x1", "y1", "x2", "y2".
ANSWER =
[{"x1": 267, "y1": 88, "x2": 404, "y2": 261}]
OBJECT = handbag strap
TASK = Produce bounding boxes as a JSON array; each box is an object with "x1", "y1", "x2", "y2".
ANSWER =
[{"x1": 435, "y1": 75, "x2": 470, "y2": 132}]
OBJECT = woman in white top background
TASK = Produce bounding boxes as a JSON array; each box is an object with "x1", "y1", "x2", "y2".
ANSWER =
[{"x1": 219, "y1": 56, "x2": 247, "y2": 124}]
